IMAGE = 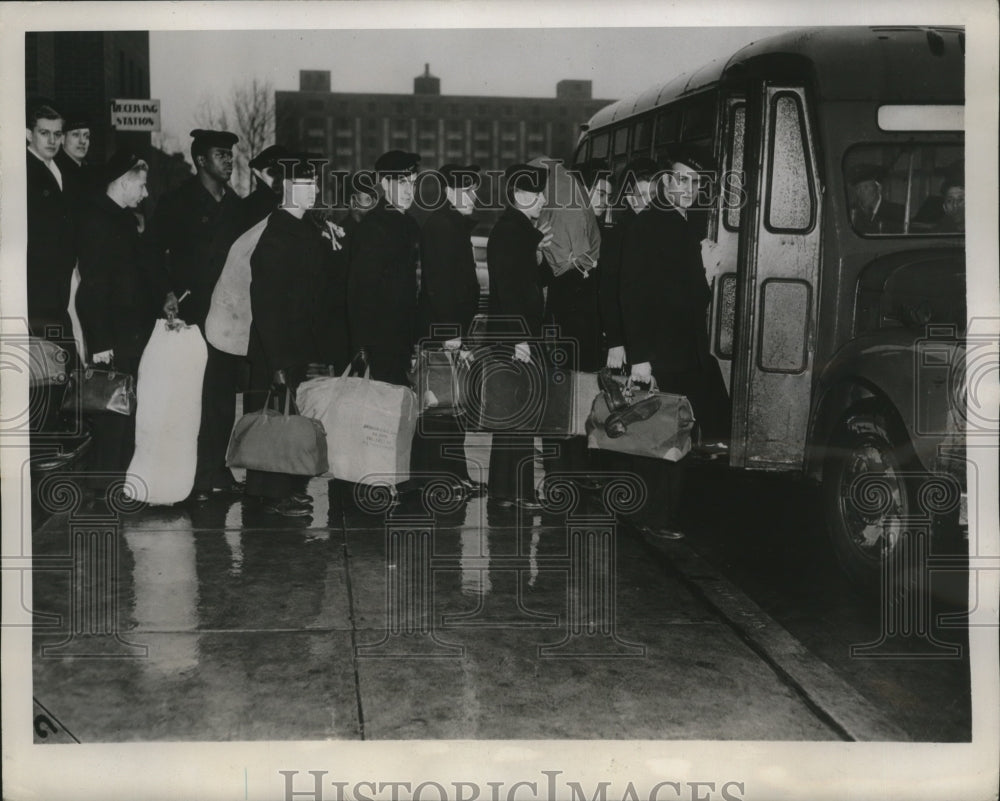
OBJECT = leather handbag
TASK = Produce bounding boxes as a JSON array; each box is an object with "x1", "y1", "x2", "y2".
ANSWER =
[
  {"x1": 226, "y1": 386, "x2": 329, "y2": 476},
  {"x1": 412, "y1": 347, "x2": 462, "y2": 416},
  {"x1": 586, "y1": 376, "x2": 696, "y2": 462},
  {"x1": 62, "y1": 362, "x2": 136, "y2": 416}
]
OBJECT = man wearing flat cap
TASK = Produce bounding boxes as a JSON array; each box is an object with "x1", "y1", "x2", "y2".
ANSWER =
[
  {"x1": 75, "y1": 150, "x2": 169, "y2": 483},
  {"x1": 241, "y1": 143, "x2": 292, "y2": 231},
  {"x1": 145, "y1": 128, "x2": 246, "y2": 500},
  {"x1": 619, "y1": 147, "x2": 729, "y2": 539},
  {"x1": 484, "y1": 162, "x2": 550, "y2": 511},
  {"x1": 347, "y1": 149, "x2": 422, "y2": 386},
  {"x1": 55, "y1": 113, "x2": 95, "y2": 197},
  {"x1": 410, "y1": 164, "x2": 484, "y2": 494},
  {"x1": 244, "y1": 154, "x2": 331, "y2": 515},
  {"x1": 848, "y1": 163, "x2": 904, "y2": 235}
]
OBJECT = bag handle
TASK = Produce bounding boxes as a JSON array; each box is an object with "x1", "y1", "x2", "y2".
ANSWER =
[
  {"x1": 264, "y1": 384, "x2": 299, "y2": 417},
  {"x1": 625, "y1": 375, "x2": 659, "y2": 394},
  {"x1": 341, "y1": 350, "x2": 372, "y2": 380},
  {"x1": 84, "y1": 355, "x2": 117, "y2": 378}
]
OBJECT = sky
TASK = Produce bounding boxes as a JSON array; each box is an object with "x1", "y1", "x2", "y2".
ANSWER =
[{"x1": 149, "y1": 27, "x2": 787, "y2": 150}]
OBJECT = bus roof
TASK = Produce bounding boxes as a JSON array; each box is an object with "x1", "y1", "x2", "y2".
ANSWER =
[{"x1": 585, "y1": 26, "x2": 965, "y2": 130}]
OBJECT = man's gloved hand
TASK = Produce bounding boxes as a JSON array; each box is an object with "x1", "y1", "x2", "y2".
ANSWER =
[
  {"x1": 91, "y1": 349, "x2": 114, "y2": 365},
  {"x1": 513, "y1": 342, "x2": 531, "y2": 363},
  {"x1": 444, "y1": 337, "x2": 462, "y2": 351},
  {"x1": 272, "y1": 369, "x2": 288, "y2": 387},
  {"x1": 630, "y1": 361, "x2": 652, "y2": 383},
  {"x1": 606, "y1": 346, "x2": 626, "y2": 369}
]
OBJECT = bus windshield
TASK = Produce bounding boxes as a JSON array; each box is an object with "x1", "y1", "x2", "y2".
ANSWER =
[{"x1": 844, "y1": 144, "x2": 964, "y2": 236}]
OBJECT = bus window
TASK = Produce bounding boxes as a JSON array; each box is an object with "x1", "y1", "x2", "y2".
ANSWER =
[
  {"x1": 682, "y1": 98, "x2": 717, "y2": 142},
  {"x1": 654, "y1": 108, "x2": 681, "y2": 161},
  {"x1": 632, "y1": 118, "x2": 653, "y2": 157},
  {"x1": 590, "y1": 132, "x2": 610, "y2": 161},
  {"x1": 844, "y1": 144, "x2": 964, "y2": 236},
  {"x1": 758, "y1": 279, "x2": 811, "y2": 373},
  {"x1": 723, "y1": 103, "x2": 746, "y2": 231},
  {"x1": 610, "y1": 126, "x2": 630, "y2": 180},
  {"x1": 766, "y1": 93, "x2": 814, "y2": 232},
  {"x1": 716, "y1": 273, "x2": 738, "y2": 358}
]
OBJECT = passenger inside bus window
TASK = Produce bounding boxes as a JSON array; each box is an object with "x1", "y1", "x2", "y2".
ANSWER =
[
  {"x1": 844, "y1": 146, "x2": 964, "y2": 236},
  {"x1": 936, "y1": 180, "x2": 965, "y2": 233},
  {"x1": 847, "y1": 164, "x2": 904, "y2": 235}
]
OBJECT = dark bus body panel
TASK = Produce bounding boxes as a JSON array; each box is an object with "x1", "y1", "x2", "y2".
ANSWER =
[{"x1": 575, "y1": 26, "x2": 966, "y2": 585}]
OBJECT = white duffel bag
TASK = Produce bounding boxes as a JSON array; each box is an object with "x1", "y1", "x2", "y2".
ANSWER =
[{"x1": 125, "y1": 319, "x2": 208, "y2": 505}]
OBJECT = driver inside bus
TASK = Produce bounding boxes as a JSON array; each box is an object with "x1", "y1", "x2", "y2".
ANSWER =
[{"x1": 847, "y1": 163, "x2": 904, "y2": 235}]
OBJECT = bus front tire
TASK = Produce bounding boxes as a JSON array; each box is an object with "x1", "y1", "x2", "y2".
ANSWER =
[{"x1": 822, "y1": 405, "x2": 919, "y2": 591}]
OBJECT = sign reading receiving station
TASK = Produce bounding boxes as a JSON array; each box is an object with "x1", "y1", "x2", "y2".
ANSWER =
[{"x1": 110, "y1": 99, "x2": 161, "y2": 132}]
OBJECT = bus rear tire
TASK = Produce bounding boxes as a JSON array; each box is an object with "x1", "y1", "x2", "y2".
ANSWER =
[{"x1": 822, "y1": 404, "x2": 919, "y2": 591}]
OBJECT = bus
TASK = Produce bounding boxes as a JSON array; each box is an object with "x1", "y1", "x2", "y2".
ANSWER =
[{"x1": 573, "y1": 27, "x2": 967, "y2": 586}]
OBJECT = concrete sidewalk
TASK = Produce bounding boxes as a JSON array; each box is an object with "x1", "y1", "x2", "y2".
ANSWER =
[{"x1": 29, "y1": 476, "x2": 900, "y2": 742}]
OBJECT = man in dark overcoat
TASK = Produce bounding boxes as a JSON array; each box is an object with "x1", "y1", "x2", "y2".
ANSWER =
[
  {"x1": 347, "y1": 150, "x2": 422, "y2": 385},
  {"x1": 26, "y1": 102, "x2": 77, "y2": 356},
  {"x1": 620, "y1": 146, "x2": 730, "y2": 538},
  {"x1": 484, "y1": 163, "x2": 551, "y2": 510},
  {"x1": 55, "y1": 113, "x2": 96, "y2": 200},
  {"x1": 244, "y1": 155, "x2": 330, "y2": 516},
  {"x1": 144, "y1": 129, "x2": 246, "y2": 500},
  {"x1": 411, "y1": 164, "x2": 483, "y2": 494},
  {"x1": 75, "y1": 150, "x2": 169, "y2": 480}
]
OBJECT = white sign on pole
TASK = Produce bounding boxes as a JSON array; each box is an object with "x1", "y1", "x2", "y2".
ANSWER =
[{"x1": 110, "y1": 99, "x2": 161, "y2": 132}]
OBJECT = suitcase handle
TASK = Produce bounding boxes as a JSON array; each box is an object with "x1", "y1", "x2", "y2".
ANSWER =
[{"x1": 264, "y1": 385, "x2": 299, "y2": 417}]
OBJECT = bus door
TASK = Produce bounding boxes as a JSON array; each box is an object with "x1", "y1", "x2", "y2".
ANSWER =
[
  {"x1": 730, "y1": 84, "x2": 823, "y2": 470},
  {"x1": 706, "y1": 94, "x2": 747, "y2": 395}
]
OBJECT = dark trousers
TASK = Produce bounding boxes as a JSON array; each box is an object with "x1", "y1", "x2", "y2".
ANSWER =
[
  {"x1": 411, "y1": 414, "x2": 470, "y2": 483},
  {"x1": 84, "y1": 411, "x2": 137, "y2": 490},
  {"x1": 542, "y1": 434, "x2": 589, "y2": 480},
  {"x1": 488, "y1": 433, "x2": 536, "y2": 502},
  {"x1": 193, "y1": 344, "x2": 240, "y2": 491},
  {"x1": 631, "y1": 456, "x2": 685, "y2": 529}
]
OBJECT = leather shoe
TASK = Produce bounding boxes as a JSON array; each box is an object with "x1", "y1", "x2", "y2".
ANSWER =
[
  {"x1": 491, "y1": 497, "x2": 543, "y2": 511},
  {"x1": 288, "y1": 492, "x2": 312, "y2": 505},
  {"x1": 640, "y1": 524, "x2": 685, "y2": 541},
  {"x1": 262, "y1": 498, "x2": 312, "y2": 517},
  {"x1": 188, "y1": 490, "x2": 211, "y2": 503},
  {"x1": 459, "y1": 479, "x2": 487, "y2": 497},
  {"x1": 213, "y1": 480, "x2": 245, "y2": 494}
]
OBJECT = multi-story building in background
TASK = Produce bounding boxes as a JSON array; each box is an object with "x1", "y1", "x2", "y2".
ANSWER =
[
  {"x1": 276, "y1": 65, "x2": 614, "y2": 173},
  {"x1": 26, "y1": 31, "x2": 152, "y2": 163},
  {"x1": 25, "y1": 31, "x2": 193, "y2": 211}
]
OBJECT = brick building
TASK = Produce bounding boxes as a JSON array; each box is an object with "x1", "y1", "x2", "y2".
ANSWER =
[
  {"x1": 25, "y1": 31, "x2": 152, "y2": 163},
  {"x1": 276, "y1": 65, "x2": 614, "y2": 173}
]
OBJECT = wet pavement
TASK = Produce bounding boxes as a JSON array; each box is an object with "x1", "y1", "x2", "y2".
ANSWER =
[{"x1": 28, "y1": 449, "x2": 970, "y2": 743}]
